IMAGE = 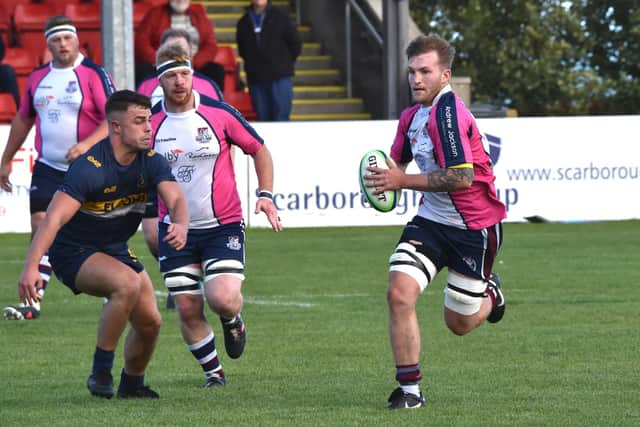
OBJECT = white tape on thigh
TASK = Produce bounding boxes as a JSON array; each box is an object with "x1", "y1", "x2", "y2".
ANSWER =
[
  {"x1": 203, "y1": 259, "x2": 245, "y2": 282},
  {"x1": 388, "y1": 242, "x2": 437, "y2": 292},
  {"x1": 164, "y1": 266, "x2": 202, "y2": 295},
  {"x1": 444, "y1": 271, "x2": 486, "y2": 315}
]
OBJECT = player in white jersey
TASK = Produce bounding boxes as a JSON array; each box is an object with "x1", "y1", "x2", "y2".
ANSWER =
[
  {"x1": 150, "y1": 43, "x2": 282, "y2": 387},
  {"x1": 1, "y1": 16, "x2": 115, "y2": 320}
]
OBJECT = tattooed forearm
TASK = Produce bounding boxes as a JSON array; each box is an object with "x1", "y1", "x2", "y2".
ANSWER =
[{"x1": 427, "y1": 167, "x2": 474, "y2": 192}]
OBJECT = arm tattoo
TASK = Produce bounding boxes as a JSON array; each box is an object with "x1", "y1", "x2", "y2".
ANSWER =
[{"x1": 427, "y1": 168, "x2": 474, "y2": 192}]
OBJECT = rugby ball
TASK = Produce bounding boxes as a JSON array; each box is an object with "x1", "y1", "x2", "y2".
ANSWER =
[{"x1": 359, "y1": 149, "x2": 398, "y2": 213}]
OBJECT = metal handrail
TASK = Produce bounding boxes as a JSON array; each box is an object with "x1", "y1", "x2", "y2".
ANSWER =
[
  {"x1": 345, "y1": 0, "x2": 382, "y2": 97},
  {"x1": 293, "y1": 0, "x2": 382, "y2": 98}
]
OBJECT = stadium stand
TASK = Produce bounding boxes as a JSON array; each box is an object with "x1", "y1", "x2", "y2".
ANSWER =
[{"x1": 214, "y1": 45, "x2": 239, "y2": 92}]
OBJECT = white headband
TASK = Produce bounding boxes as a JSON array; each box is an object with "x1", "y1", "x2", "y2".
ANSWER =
[
  {"x1": 45, "y1": 24, "x2": 78, "y2": 42},
  {"x1": 156, "y1": 59, "x2": 193, "y2": 79}
]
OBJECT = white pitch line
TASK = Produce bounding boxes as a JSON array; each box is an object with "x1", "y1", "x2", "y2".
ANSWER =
[{"x1": 244, "y1": 296, "x2": 315, "y2": 308}]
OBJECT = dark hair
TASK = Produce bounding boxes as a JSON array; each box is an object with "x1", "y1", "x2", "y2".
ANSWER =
[
  {"x1": 406, "y1": 34, "x2": 456, "y2": 69},
  {"x1": 160, "y1": 28, "x2": 192, "y2": 46},
  {"x1": 105, "y1": 90, "x2": 151, "y2": 116},
  {"x1": 44, "y1": 15, "x2": 74, "y2": 32}
]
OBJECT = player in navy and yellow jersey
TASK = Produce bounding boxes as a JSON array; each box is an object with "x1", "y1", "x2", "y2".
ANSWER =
[{"x1": 16, "y1": 90, "x2": 188, "y2": 399}]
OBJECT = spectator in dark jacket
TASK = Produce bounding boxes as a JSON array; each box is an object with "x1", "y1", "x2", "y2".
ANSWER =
[
  {"x1": 134, "y1": 0, "x2": 225, "y2": 90},
  {"x1": 236, "y1": 0, "x2": 301, "y2": 121},
  {"x1": 0, "y1": 36, "x2": 20, "y2": 108}
]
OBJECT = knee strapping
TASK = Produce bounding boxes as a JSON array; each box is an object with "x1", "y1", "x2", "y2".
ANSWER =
[
  {"x1": 164, "y1": 266, "x2": 202, "y2": 295},
  {"x1": 203, "y1": 259, "x2": 245, "y2": 282},
  {"x1": 444, "y1": 271, "x2": 486, "y2": 315},
  {"x1": 388, "y1": 242, "x2": 437, "y2": 292}
]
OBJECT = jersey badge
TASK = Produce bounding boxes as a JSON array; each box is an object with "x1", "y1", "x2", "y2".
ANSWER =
[
  {"x1": 66, "y1": 81, "x2": 78, "y2": 93},
  {"x1": 226, "y1": 236, "x2": 242, "y2": 251},
  {"x1": 104, "y1": 185, "x2": 117, "y2": 193},
  {"x1": 87, "y1": 156, "x2": 102, "y2": 168},
  {"x1": 195, "y1": 127, "x2": 212, "y2": 143}
]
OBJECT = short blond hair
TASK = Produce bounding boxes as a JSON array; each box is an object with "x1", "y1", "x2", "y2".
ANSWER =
[{"x1": 156, "y1": 43, "x2": 190, "y2": 66}]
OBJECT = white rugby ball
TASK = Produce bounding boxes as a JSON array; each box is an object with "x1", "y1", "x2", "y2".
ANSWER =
[{"x1": 359, "y1": 149, "x2": 398, "y2": 213}]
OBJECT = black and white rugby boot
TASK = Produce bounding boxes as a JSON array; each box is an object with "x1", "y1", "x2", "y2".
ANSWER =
[
  {"x1": 387, "y1": 387, "x2": 426, "y2": 410},
  {"x1": 486, "y1": 272, "x2": 505, "y2": 323}
]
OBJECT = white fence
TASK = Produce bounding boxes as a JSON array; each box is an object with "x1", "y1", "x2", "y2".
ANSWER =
[{"x1": 1, "y1": 115, "x2": 639, "y2": 233}]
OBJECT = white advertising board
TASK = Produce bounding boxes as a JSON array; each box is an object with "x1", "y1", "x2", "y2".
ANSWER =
[{"x1": 1, "y1": 115, "x2": 639, "y2": 233}]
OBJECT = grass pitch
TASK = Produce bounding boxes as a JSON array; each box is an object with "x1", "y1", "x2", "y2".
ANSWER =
[{"x1": 1, "y1": 222, "x2": 639, "y2": 426}]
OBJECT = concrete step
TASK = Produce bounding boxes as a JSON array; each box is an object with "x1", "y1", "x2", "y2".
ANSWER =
[
  {"x1": 291, "y1": 98, "x2": 365, "y2": 115},
  {"x1": 240, "y1": 69, "x2": 342, "y2": 85},
  {"x1": 214, "y1": 26, "x2": 312, "y2": 43},
  {"x1": 293, "y1": 86, "x2": 347, "y2": 99},
  {"x1": 219, "y1": 42, "x2": 322, "y2": 56},
  {"x1": 290, "y1": 112, "x2": 372, "y2": 121},
  {"x1": 202, "y1": 0, "x2": 290, "y2": 14}
]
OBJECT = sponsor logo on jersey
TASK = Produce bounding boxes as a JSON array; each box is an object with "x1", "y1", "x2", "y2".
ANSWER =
[
  {"x1": 104, "y1": 185, "x2": 117, "y2": 193},
  {"x1": 176, "y1": 165, "x2": 195, "y2": 182},
  {"x1": 87, "y1": 156, "x2": 102, "y2": 168},
  {"x1": 82, "y1": 192, "x2": 147, "y2": 213},
  {"x1": 47, "y1": 109, "x2": 61, "y2": 123},
  {"x1": 156, "y1": 137, "x2": 177, "y2": 143},
  {"x1": 66, "y1": 81, "x2": 78, "y2": 93},
  {"x1": 195, "y1": 127, "x2": 212, "y2": 143},
  {"x1": 34, "y1": 96, "x2": 50, "y2": 108},
  {"x1": 226, "y1": 236, "x2": 242, "y2": 250},
  {"x1": 165, "y1": 149, "x2": 184, "y2": 162}
]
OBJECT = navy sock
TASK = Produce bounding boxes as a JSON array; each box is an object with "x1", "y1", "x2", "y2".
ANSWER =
[
  {"x1": 92, "y1": 347, "x2": 114, "y2": 376},
  {"x1": 120, "y1": 369, "x2": 144, "y2": 392}
]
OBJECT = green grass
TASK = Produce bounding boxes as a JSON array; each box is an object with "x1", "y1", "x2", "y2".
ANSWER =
[{"x1": 1, "y1": 222, "x2": 639, "y2": 426}]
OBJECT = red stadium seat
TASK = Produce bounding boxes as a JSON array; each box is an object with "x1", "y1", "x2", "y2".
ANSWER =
[
  {"x1": 13, "y1": 3, "x2": 56, "y2": 54},
  {"x1": 64, "y1": 3, "x2": 102, "y2": 64},
  {"x1": 2, "y1": 47, "x2": 39, "y2": 97},
  {"x1": 223, "y1": 90, "x2": 256, "y2": 121},
  {"x1": 1, "y1": 0, "x2": 31, "y2": 19},
  {"x1": 2, "y1": 47, "x2": 39, "y2": 75},
  {"x1": 0, "y1": 92, "x2": 18, "y2": 124},
  {"x1": 214, "y1": 46, "x2": 241, "y2": 92},
  {"x1": 49, "y1": 0, "x2": 80, "y2": 15}
]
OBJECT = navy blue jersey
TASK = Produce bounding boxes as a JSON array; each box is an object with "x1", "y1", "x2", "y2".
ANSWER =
[{"x1": 54, "y1": 138, "x2": 176, "y2": 246}]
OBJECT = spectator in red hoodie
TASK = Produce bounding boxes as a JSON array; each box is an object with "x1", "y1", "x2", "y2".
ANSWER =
[{"x1": 135, "y1": 0, "x2": 225, "y2": 90}]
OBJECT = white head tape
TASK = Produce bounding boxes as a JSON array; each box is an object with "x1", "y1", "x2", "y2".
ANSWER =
[
  {"x1": 45, "y1": 25, "x2": 78, "y2": 42},
  {"x1": 156, "y1": 59, "x2": 193, "y2": 79}
]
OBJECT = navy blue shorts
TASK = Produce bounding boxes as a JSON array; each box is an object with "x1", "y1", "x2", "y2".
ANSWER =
[
  {"x1": 30, "y1": 161, "x2": 65, "y2": 214},
  {"x1": 143, "y1": 189, "x2": 158, "y2": 218},
  {"x1": 49, "y1": 241, "x2": 144, "y2": 294},
  {"x1": 397, "y1": 216, "x2": 503, "y2": 281},
  {"x1": 158, "y1": 221, "x2": 245, "y2": 273}
]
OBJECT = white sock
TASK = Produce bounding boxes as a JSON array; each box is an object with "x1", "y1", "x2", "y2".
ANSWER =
[{"x1": 400, "y1": 384, "x2": 421, "y2": 396}]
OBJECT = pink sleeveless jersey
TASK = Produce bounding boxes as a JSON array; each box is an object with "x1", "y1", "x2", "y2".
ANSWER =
[
  {"x1": 18, "y1": 54, "x2": 115, "y2": 171},
  {"x1": 151, "y1": 91, "x2": 263, "y2": 228},
  {"x1": 390, "y1": 86, "x2": 506, "y2": 230}
]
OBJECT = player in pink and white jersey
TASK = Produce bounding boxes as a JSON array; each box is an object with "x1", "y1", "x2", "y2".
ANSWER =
[
  {"x1": 1, "y1": 16, "x2": 115, "y2": 320},
  {"x1": 150, "y1": 43, "x2": 281, "y2": 388},
  {"x1": 137, "y1": 29, "x2": 223, "y2": 310},
  {"x1": 365, "y1": 35, "x2": 507, "y2": 409}
]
